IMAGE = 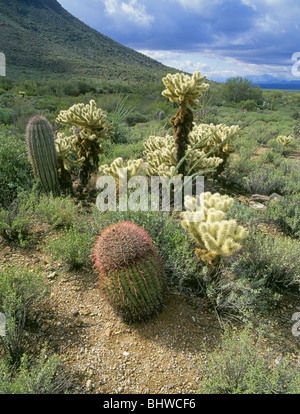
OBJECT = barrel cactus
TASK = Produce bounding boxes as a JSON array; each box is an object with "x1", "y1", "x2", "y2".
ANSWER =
[
  {"x1": 92, "y1": 221, "x2": 166, "y2": 322},
  {"x1": 25, "y1": 115, "x2": 60, "y2": 195}
]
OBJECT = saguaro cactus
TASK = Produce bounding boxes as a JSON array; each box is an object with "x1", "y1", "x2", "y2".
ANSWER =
[
  {"x1": 92, "y1": 221, "x2": 166, "y2": 322},
  {"x1": 25, "y1": 115, "x2": 60, "y2": 195}
]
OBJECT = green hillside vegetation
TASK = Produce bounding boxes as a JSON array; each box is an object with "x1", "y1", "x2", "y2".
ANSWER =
[{"x1": 0, "y1": 0, "x2": 174, "y2": 82}]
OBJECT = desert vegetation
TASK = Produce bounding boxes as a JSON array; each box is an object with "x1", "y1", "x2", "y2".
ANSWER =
[{"x1": 0, "y1": 71, "x2": 299, "y2": 394}]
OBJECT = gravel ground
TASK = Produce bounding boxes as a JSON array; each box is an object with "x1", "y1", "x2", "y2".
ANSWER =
[{"x1": 1, "y1": 234, "x2": 299, "y2": 394}]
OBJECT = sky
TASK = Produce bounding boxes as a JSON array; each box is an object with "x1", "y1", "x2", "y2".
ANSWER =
[{"x1": 57, "y1": 0, "x2": 300, "y2": 82}]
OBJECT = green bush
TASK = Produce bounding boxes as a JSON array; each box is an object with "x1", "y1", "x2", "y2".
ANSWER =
[
  {"x1": 35, "y1": 194, "x2": 81, "y2": 230},
  {"x1": 0, "y1": 265, "x2": 47, "y2": 363},
  {"x1": 0, "y1": 127, "x2": 33, "y2": 208},
  {"x1": 199, "y1": 326, "x2": 300, "y2": 394},
  {"x1": 231, "y1": 228, "x2": 300, "y2": 292},
  {"x1": 263, "y1": 193, "x2": 300, "y2": 238},
  {"x1": 0, "y1": 347, "x2": 68, "y2": 394},
  {"x1": 46, "y1": 224, "x2": 95, "y2": 271},
  {"x1": 0, "y1": 191, "x2": 36, "y2": 243},
  {"x1": 241, "y1": 167, "x2": 284, "y2": 195},
  {"x1": 240, "y1": 100, "x2": 258, "y2": 111},
  {"x1": 0, "y1": 108, "x2": 15, "y2": 124}
]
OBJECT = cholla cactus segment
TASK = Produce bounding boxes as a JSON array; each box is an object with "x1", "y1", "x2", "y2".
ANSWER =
[
  {"x1": 162, "y1": 71, "x2": 210, "y2": 108},
  {"x1": 56, "y1": 100, "x2": 114, "y2": 141},
  {"x1": 277, "y1": 135, "x2": 293, "y2": 146},
  {"x1": 55, "y1": 133, "x2": 84, "y2": 171},
  {"x1": 144, "y1": 135, "x2": 223, "y2": 177},
  {"x1": 180, "y1": 192, "x2": 248, "y2": 265},
  {"x1": 199, "y1": 219, "x2": 248, "y2": 258},
  {"x1": 99, "y1": 157, "x2": 143, "y2": 184},
  {"x1": 189, "y1": 123, "x2": 240, "y2": 156},
  {"x1": 200, "y1": 191, "x2": 234, "y2": 212}
]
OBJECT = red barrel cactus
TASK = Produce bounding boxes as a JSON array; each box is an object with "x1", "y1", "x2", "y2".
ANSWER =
[{"x1": 92, "y1": 221, "x2": 166, "y2": 322}]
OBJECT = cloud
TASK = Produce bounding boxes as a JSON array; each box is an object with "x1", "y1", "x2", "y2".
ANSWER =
[
  {"x1": 103, "y1": 0, "x2": 154, "y2": 26},
  {"x1": 57, "y1": 0, "x2": 300, "y2": 80}
]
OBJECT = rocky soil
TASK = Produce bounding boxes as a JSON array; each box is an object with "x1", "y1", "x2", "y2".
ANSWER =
[{"x1": 1, "y1": 225, "x2": 299, "y2": 394}]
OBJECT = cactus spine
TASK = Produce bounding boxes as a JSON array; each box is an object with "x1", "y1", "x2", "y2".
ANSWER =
[
  {"x1": 25, "y1": 115, "x2": 60, "y2": 195},
  {"x1": 92, "y1": 221, "x2": 166, "y2": 322}
]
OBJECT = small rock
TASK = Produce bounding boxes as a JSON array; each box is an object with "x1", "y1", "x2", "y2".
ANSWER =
[
  {"x1": 250, "y1": 194, "x2": 270, "y2": 203},
  {"x1": 41, "y1": 323, "x2": 49, "y2": 332},
  {"x1": 123, "y1": 351, "x2": 130, "y2": 357},
  {"x1": 269, "y1": 193, "x2": 282, "y2": 201},
  {"x1": 105, "y1": 327, "x2": 112, "y2": 338},
  {"x1": 86, "y1": 380, "x2": 93, "y2": 391},
  {"x1": 249, "y1": 201, "x2": 267, "y2": 210},
  {"x1": 47, "y1": 271, "x2": 57, "y2": 280}
]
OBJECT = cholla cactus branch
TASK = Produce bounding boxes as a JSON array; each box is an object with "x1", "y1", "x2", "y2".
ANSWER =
[
  {"x1": 277, "y1": 135, "x2": 293, "y2": 146},
  {"x1": 181, "y1": 192, "x2": 248, "y2": 266},
  {"x1": 56, "y1": 100, "x2": 114, "y2": 188},
  {"x1": 162, "y1": 72, "x2": 210, "y2": 175},
  {"x1": 162, "y1": 71, "x2": 210, "y2": 109},
  {"x1": 99, "y1": 157, "x2": 143, "y2": 191}
]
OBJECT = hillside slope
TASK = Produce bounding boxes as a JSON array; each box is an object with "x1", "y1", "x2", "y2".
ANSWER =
[{"x1": 0, "y1": 0, "x2": 174, "y2": 81}]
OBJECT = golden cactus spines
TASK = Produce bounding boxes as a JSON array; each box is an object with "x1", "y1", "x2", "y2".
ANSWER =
[
  {"x1": 162, "y1": 71, "x2": 210, "y2": 108},
  {"x1": 56, "y1": 100, "x2": 114, "y2": 188},
  {"x1": 277, "y1": 135, "x2": 293, "y2": 146},
  {"x1": 162, "y1": 71, "x2": 210, "y2": 176},
  {"x1": 99, "y1": 157, "x2": 143, "y2": 191},
  {"x1": 181, "y1": 192, "x2": 248, "y2": 266}
]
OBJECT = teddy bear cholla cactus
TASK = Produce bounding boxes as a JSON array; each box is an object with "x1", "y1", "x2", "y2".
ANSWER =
[
  {"x1": 189, "y1": 123, "x2": 240, "y2": 172},
  {"x1": 144, "y1": 134, "x2": 223, "y2": 177},
  {"x1": 181, "y1": 192, "x2": 248, "y2": 266},
  {"x1": 98, "y1": 157, "x2": 144, "y2": 190},
  {"x1": 277, "y1": 135, "x2": 293, "y2": 146},
  {"x1": 162, "y1": 71, "x2": 210, "y2": 175},
  {"x1": 56, "y1": 100, "x2": 114, "y2": 187}
]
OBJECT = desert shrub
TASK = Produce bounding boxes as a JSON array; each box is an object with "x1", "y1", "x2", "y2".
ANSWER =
[
  {"x1": 0, "y1": 347, "x2": 68, "y2": 394},
  {"x1": 225, "y1": 199, "x2": 260, "y2": 225},
  {"x1": 125, "y1": 112, "x2": 149, "y2": 126},
  {"x1": 199, "y1": 326, "x2": 300, "y2": 394},
  {"x1": 0, "y1": 265, "x2": 46, "y2": 363},
  {"x1": 0, "y1": 190, "x2": 36, "y2": 243},
  {"x1": 281, "y1": 167, "x2": 300, "y2": 195},
  {"x1": 0, "y1": 127, "x2": 33, "y2": 208},
  {"x1": 199, "y1": 265, "x2": 265, "y2": 323},
  {"x1": 263, "y1": 193, "x2": 300, "y2": 238},
  {"x1": 0, "y1": 108, "x2": 15, "y2": 124},
  {"x1": 46, "y1": 225, "x2": 94, "y2": 271},
  {"x1": 230, "y1": 228, "x2": 300, "y2": 292},
  {"x1": 240, "y1": 100, "x2": 258, "y2": 111},
  {"x1": 35, "y1": 194, "x2": 81, "y2": 229},
  {"x1": 241, "y1": 166, "x2": 284, "y2": 195},
  {"x1": 269, "y1": 139, "x2": 297, "y2": 157}
]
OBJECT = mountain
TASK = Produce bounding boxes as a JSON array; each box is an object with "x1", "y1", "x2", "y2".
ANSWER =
[{"x1": 0, "y1": 0, "x2": 174, "y2": 82}]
